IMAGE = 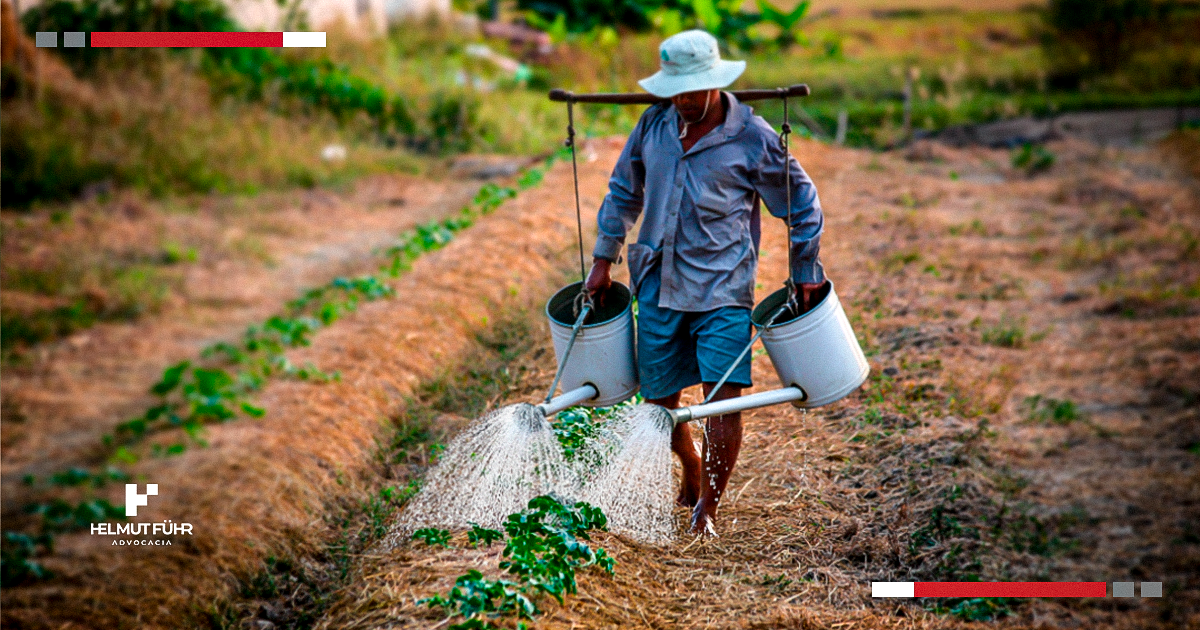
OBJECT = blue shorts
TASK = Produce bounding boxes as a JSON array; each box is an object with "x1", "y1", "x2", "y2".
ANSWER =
[{"x1": 635, "y1": 271, "x2": 753, "y2": 400}]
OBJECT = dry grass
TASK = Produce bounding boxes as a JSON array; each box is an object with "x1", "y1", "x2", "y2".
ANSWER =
[
  {"x1": 0, "y1": 145, "x2": 616, "y2": 629},
  {"x1": 310, "y1": 137, "x2": 1199, "y2": 630},
  {"x1": 1, "y1": 0, "x2": 96, "y2": 103},
  {"x1": 4, "y1": 132, "x2": 1199, "y2": 629},
  {"x1": 1160, "y1": 129, "x2": 1200, "y2": 183},
  {"x1": 0, "y1": 173, "x2": 486, "y2": 464}
]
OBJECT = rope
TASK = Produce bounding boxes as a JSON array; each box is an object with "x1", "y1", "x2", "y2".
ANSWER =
[
  {"x1": 780, "y1": 93, "x2": 800, "y2": 316},
  {"x1": 566, "y1": 100, "x2": 588, "y2": 290},
  {"x1": 544, "y1": 97, "x2": 594, "y2": 407},
  {"x1": 678, "y1": 92, "x2": 713, "y2": 140}
]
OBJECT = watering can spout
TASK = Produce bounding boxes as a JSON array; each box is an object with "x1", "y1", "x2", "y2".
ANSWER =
[
  {"x1": 536, "y1": 384, "x2": 599, "y2": 417},
  {"x1": 668, "y1": 386, "x2": 807, "y2": 426}
]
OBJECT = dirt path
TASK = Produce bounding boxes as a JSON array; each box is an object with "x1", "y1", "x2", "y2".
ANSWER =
[{"x1": 3, "y1": 135, "x2": 1197, "y2": 629}]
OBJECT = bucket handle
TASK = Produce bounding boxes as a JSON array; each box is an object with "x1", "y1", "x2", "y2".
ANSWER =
[{"x1": 543, "y1": 303, "x2": 592, "y2": 405}]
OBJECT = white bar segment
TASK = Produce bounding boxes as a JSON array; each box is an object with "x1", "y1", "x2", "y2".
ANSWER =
[
  {"x1": 872, "y1": 582, "x2": 915, "y2": 598},
  {"x1": 283, "y1": 32, "x2": 326, "y2": 47}
]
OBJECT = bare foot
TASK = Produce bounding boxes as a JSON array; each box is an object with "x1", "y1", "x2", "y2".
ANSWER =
[
  {"x1": 676, "y1": 487, "x2": 699, "y2": 508},
  {"x1": 689, "y1": 502, "x2": 718, "y2": 537}
]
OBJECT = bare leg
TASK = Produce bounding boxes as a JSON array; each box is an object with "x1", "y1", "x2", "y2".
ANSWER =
[
  {"x1": 646, "y1": 391, "x2": 701, "y2": 508},
  {"x1": 691, "y1": 382, "x2": 743, "y2": 536}
]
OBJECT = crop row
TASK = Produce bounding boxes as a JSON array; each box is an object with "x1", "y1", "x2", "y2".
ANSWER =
[
  {"x1": 0, "y1": 149, "x2": 569, "y2": 587},
  {"x1": 414, "y1": 495, "x2": 615, "y2": 629}
]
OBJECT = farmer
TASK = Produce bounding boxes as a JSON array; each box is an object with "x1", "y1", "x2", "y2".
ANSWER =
[{"x1": 585, "y1": 30, "x2": 826, "y2": 536}]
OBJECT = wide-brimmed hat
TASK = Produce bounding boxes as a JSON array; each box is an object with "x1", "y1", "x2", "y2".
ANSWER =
[{"x1": 638, "y1": 30, "x2": 746, "y2": 98}]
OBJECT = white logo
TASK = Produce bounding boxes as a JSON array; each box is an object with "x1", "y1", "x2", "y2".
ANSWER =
[{"x1": 125, "y1": 483, "x2": 158, "y2": 516}]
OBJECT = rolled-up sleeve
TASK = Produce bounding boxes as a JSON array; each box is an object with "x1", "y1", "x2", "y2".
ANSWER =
[
  {"x1": 592, "y1": 114, "x2": 648, "y2": 263},
  {"x1": 753, "y1": 137, "x2": 826, "y2": 285}
]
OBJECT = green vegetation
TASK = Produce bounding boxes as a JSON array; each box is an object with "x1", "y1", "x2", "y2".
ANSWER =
[
  {"x1": 909, "y1": 484, "x2": 976, "y2": 555},
  {"x1": 9, "y1": 0, "x2": 1198, "y2": 209},
  {"x1": 1042, "y1": 0, "x2": 1200, "y2": 87},
  {"x1": 978, "y1": 316, "x2": 1028, "y2": 349},
  {"x1": 1023, "y1": 394, "x2": 1116, "y2": 438},
  {"x1": 21, "y1": 0, "x2": 415, "y2": 140},
  {"x1": 7, "y1": 0, "x2": 490, "y2": 209},
  {"x1": 880, "y1": 249, "x2": 921, "y2": 273},
  {"x1": 1023, "y1": 395, "x2": 1082, "y2": 426},
  {"x1": 518, "y1": 0, "x2": 810, "y2": 49},
  {"x1": 420, "y1": 495, "x2": 614, "y2": 629},
  {"x1": 551, "y1": 394, "x2": 641, "y2": 461},
  {"x1": 213, "y1": 479, "x2": 423, "y2": 626},
  {"x1": 0, "y1": 496, "x2": 127, "y2": 587},
  {"x1": 217, "y1": 292, "x2": 574, "y2": 626},
  {"x1": 0, "y1": 532, "x2": 55, "y2": 586},
  {"x1": 413, "y1": 527, "x2": 455, "y2": 547},
  {"x1": 1012, "y1": 142, "x2": 1056, "y2": 175},
  {"x1": 0, "y1": 257, "x2": 178, "y2": 358},
  {"x1": 1, "y1": 150, "x2": 562, "y2": 588},
  {"x1": 929, "y1": 597, "x2": 1014, "y2": 622}
]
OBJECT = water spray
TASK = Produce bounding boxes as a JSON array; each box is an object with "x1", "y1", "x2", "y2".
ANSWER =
[{"x1": 397, "y1": 83, "x2": 873, "y2": 543}]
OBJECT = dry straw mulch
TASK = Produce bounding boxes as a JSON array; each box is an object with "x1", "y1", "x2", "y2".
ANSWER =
[
  {"x1": 0, "y1": 141, "x2": 619, "y2": 629},
  {"x1": 4, "y1": 131, "x2": 1198, "y2": 629},
  {"x1": 320, "y1": 138, "x2": 1199, "y2": 630}
]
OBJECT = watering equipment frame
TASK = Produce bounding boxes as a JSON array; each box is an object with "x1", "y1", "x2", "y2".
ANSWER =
[{"x1": 537, "y1": 82, "x2": 869, "y2": 423}]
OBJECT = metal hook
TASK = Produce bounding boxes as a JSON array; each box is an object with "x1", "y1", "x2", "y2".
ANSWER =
[{"x1": 572, "y1": 288, "x2": 593, "y2": 320}]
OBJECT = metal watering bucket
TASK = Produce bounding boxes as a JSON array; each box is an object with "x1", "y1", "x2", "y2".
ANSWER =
[
  {"x1": 750, "y1": 281, "x2": 870, "y2": 407},
  {"x1": 543, "y1": 281, "x2": 638, "y2": 409}
]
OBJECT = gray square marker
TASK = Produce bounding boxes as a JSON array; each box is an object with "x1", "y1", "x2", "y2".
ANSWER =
[
  {"x1": 63, "y1": 32, "x2": 85, "y2": 47},
  {"x1": 1141, "y1": 582, "x2": 1162, "y2": 598},
  {"x1": 1113, "y1": 582, "x2": 1135, "y2": 598},
  {"x1": 35, "y1": 32, "x2": 58, "y2": 47}
]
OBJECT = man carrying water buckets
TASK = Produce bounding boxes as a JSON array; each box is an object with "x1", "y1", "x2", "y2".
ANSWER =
[{"x1": 585, "y1": 30, "x2": 827, "y2": 536}]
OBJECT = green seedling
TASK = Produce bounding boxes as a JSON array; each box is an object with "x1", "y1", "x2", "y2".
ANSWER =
[
  {"x1": 468, "y1": 524, "x2": 504, "y2": 547},
  {"x1": 413, "y1": 528, "x2": 453, "y2": 548},
  {"x1": 421, "y1": 496, "x2": 614, "y2": 627}
]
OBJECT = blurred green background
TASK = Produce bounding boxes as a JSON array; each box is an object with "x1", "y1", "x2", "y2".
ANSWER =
[
  {"x1": 4, "y1": 0, "x2": 1197, "y2": 209},
  {"x1": 2, "y1": 0, "x2": 1198, "y2": 356}
]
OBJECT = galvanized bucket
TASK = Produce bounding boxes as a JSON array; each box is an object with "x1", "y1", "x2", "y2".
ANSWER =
[
  {"x1": 545, "y1": 281, "x2": 638, "y2": 407},
  {"x1": 751, "y1": 281, "x2": 870, "y2": 407}
]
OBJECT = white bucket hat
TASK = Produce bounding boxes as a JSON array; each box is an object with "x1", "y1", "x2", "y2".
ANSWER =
[{"x1": 638, "y1": 30, "x2": 746, "y2": 98}]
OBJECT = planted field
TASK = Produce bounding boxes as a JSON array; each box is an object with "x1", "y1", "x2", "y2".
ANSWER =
[
  {"x1": 4, "y1": 0, "x2": 1200, "y2": 625},
  {"x1": 2, "y1": 130, "x2": 1197, "y2": 628}
]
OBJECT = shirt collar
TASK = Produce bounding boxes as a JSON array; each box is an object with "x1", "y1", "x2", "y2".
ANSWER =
[
  {"x1": 720, "y1": 91, "x2": 749, "y2": 138},
  {"x1": 669, "y1": 91, "x2": 750, "y2": 155}
]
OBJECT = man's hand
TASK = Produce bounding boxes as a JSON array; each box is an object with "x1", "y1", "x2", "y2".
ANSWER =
[
  {"x1": 796, "y1": 281, "x2": 825, "y2": 312},
  {"x1": 585, "y1": 258, "x2": 613, "y2": 306}
]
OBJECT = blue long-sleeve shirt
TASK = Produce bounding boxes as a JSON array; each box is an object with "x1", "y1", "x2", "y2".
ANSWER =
[{"x1": 592, "y1": 92, "x2": 825, "y2": 312}]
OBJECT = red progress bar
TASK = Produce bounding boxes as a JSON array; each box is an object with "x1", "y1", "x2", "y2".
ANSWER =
[
  {"x1": 91, "y1": 32, "x2": 283, "y2": 47},
  {"x1": 915, "y1": 582, "x2": 1107, "y2": 598}
]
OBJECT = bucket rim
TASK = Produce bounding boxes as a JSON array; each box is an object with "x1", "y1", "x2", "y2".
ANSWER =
[
  {"x1": 751, "y1": 280, "x2": 836, "y2": 329},
  {"x1": 545, "y1": 281, "x2": 633, "y2": 328}
]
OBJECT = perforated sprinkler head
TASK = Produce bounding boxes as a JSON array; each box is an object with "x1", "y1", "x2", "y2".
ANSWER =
[
  {"x1": 511, "y1": 403, "x2": 552, "y2": 432},
  {"x1": 640, "y1": 404, "x2": 675, "y2": 434}
]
